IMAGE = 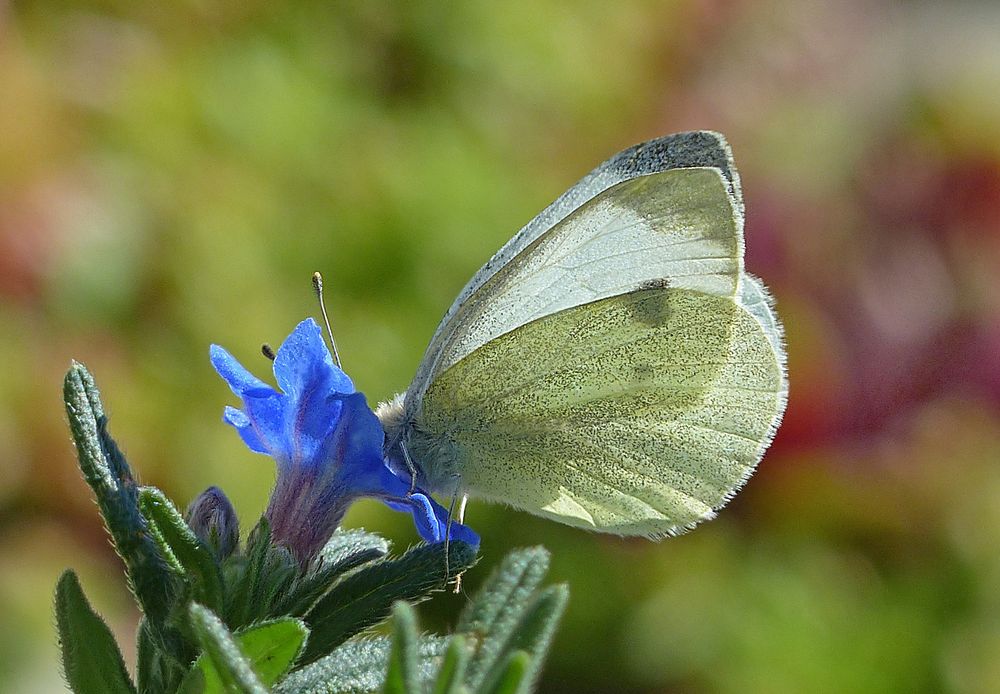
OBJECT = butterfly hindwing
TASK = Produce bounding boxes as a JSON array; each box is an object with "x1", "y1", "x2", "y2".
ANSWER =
[
  {"x1": 408, "y1": 286, "x2": 784, "y2": 536},
  {"x1": 411, "y1": 166, "x2": 742, "y2": 405}
]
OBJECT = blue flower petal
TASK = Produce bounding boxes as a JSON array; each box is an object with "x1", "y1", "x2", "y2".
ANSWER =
[
  {"x1": 315, "y1": 394, "x2": 386, "y2": 486},
  {"x1": 382, "y1": 494, "x2": 480, "y2": 546},
  {"x1": 444, "y1": 515, "x2": 480, "y2": 547},
  {"x1": 370, "y1": 462, "x2": 479, "y2": 546},
  {"x1": 273, "y1": 319, "x2": 353, "y2": 399},
  {"x1": 287, "y1": 394, "x2": 343, "y2": 468},
  {"x1": 423, "y1": 494, "x2": 480, "y2": 547},
  {"x1": 389, "y1": 493, "x2": 442, "y2": 541},
  {"x1": 241, "y1": 390, "x2": 292, "y2": 462},
  {"x1": 223, "y1": 406, "x2": 269, "y2": 454},
  {"x1": 210, "y1": 344, "x2": 271, "y2": 396},
  {"x1": 292, "y1": 390, "x2": 344, "y2": 460},
  {"x1": 223, "y1": 406, "x2": 250, "y2": 427}
]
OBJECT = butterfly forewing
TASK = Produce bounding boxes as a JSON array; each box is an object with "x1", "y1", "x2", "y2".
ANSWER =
[
  {"x1": 418, "y1": 167, "x2": 742, "y2": 395},
  {"x1": 405, "y1": 131, "x2": 743, "y2": 412}
]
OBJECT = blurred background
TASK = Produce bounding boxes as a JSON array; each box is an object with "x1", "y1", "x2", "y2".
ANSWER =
[{"x1": 2, "y1": 1, "x2": 999, "y2": 691}]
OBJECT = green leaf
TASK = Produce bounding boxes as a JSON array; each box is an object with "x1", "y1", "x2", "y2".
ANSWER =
[
  {"x1": 236, "y1": 619, "x2": 309, "y2": 684},
  {"x1": 63, "y1": 363, "x2": 175, "y2": 625},
  {"x1": 483, "y1": 651, "x2": 531, "y2": 694},
  {"x1": 140, "y1": 487, "x2": 224, "y2": 612},
  {"x1": 226, "y1": 518, "x2": 274, "y2": 628},
  {"x1": 301, "y1": 541, "x2": 478, "y2": 665},
  {"x1": 135, "y1": 619, "x2": 156, "y2": 694},
  {"x1": 175, "y1": 667, "x2": 207, "y2": 694},
  {"x1": 274, "y1": 635, "x2": 450, "y2": 694},
  {"x1": 179, "y1": 616, "x2": 309, "y2": 693},
  {"x1": 186, "y1": 603, "x2": 268, "y2": 694},
  {"x1": 319, "y1": 527, "x2": 392, "y2": 566},
  {"x1": 275, "y1": 529, "x2": 391, "y2": 618},
  {"x1": 458, "y1": 547, "x2": 549, "y2": 689},
  {"x1": 477, "y1": 585, "x2": 568, "y2": 694},
  {"x1": 258, "y1": 546, "x2": 300, "y2": 622},
  {"x1": 382, "y1": 602, "x2": 422, "y2": 694},
  {"x1": 136, "y1": 619, "x2": 169, "y2": 694},
  {"x1": 457, "y1": 547, "x2": 549, "y2": 636},
  {"x1": 432, "y1": 635, "x2": 469, "y2": 694},
  {"x1": 55, "y1": 570, "x2": 136, "y2": 694}
]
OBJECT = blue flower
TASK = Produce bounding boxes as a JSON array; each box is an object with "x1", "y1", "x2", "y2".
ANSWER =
[{"x1": 210, "y1": 318, "x2": 478, "y2": 565}]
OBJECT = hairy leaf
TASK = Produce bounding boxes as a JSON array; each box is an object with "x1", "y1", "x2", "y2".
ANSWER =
[
  {"x1": 382, "y1": 602, "x2": 422, "y2": 694},
  {"x1": 63, "y1": 364, "x2": 175, "y2": 626},
  {"x1": 135, "y1": 619, "x2": 186, "y2": 694},
  {"x1": 477, "y1": 585, "x2": 568, "y2": 693},
  {"x1": 226, "y1": 518, "x2": 274, "y2": 627},
  {"x1": 140, "y1": 487, "x2": 223, "y2": 612},
  {"x1": 276, "y1": 529, "x2": 391, "y2": 619},
  {"x1": 186, "y1": 603, "x2": 267, "y2": 694},
  {"x1": 484, "y1": 651, "x2": 531, "y2": 694},
  {"x1": 431, "y1": 635, "x2": 470, "y2": 694},
  {"x1": 55, "y1": 570, "x2": 136, "y2": 694},
  {"x1": 301, "y1": 541, "x2": 477, "y2": 665},
  {"x1": 275, "y1": 636, "x2": 449, "y2": 694},
  {"x1": 458, "y1": 547, "x2": 550, "y2": 688},
  {"x1": 179, "y1": 616, "x2": 308, "y2": 693}
]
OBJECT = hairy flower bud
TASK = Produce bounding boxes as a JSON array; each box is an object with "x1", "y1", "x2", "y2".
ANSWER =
[{"x1": 185, "y1": 486, "x2": 239, "y2": 560}]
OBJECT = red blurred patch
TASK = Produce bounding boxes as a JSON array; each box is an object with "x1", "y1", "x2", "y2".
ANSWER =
[{"x1": 0, "y1": 188, "x2": 58, "y2": 302}]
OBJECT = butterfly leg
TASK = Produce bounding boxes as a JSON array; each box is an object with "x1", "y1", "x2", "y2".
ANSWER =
[
  {"x1": 443, "y1": 487, "x2": 458, "y2": 587},
  {"x1": 444, "y1": 480, "x2": 471, "y2": 593},
  {"x1": 400, "y1": 440, "x2": 419, "y2": 495}
]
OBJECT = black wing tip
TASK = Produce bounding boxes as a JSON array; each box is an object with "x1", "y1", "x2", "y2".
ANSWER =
[
  {"x1": 616, "y1": 131, "x2": 733, "y2": 178},
  {"x1": 597, "y1": 130, "x2": 741, "y2": 212}
]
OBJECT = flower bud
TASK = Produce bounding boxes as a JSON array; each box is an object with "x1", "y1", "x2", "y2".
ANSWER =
[{"x1": 185, "y1": 486, "x2": 239, "y2": 559}]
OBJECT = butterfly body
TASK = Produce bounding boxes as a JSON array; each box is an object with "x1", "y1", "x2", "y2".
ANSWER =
[{"x1": 377, "y1": 131, "x2": 787, "y2": 537}]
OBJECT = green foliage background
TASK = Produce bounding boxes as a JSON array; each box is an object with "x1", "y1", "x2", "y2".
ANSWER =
[{"x1": 3, "y1": 1, "x2": 1000, "y2": 692}]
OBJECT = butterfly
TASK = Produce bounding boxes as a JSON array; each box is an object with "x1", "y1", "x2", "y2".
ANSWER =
[{"x1": 375, "y1": 131, "x2": 787, "y2": 538}]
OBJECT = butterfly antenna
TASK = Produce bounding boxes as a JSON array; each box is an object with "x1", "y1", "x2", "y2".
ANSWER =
[
  {"x1": 261, "y1": 343, "x2": 276, "y2": 361},
  {"x1": 312, "y1": 271, "x2": 342, "y2": 368}
]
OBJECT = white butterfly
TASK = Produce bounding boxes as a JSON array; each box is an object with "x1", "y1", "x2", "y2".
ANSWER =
[{"x1": 376, "y1": 131, "x2": 787, "y2": 538}]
